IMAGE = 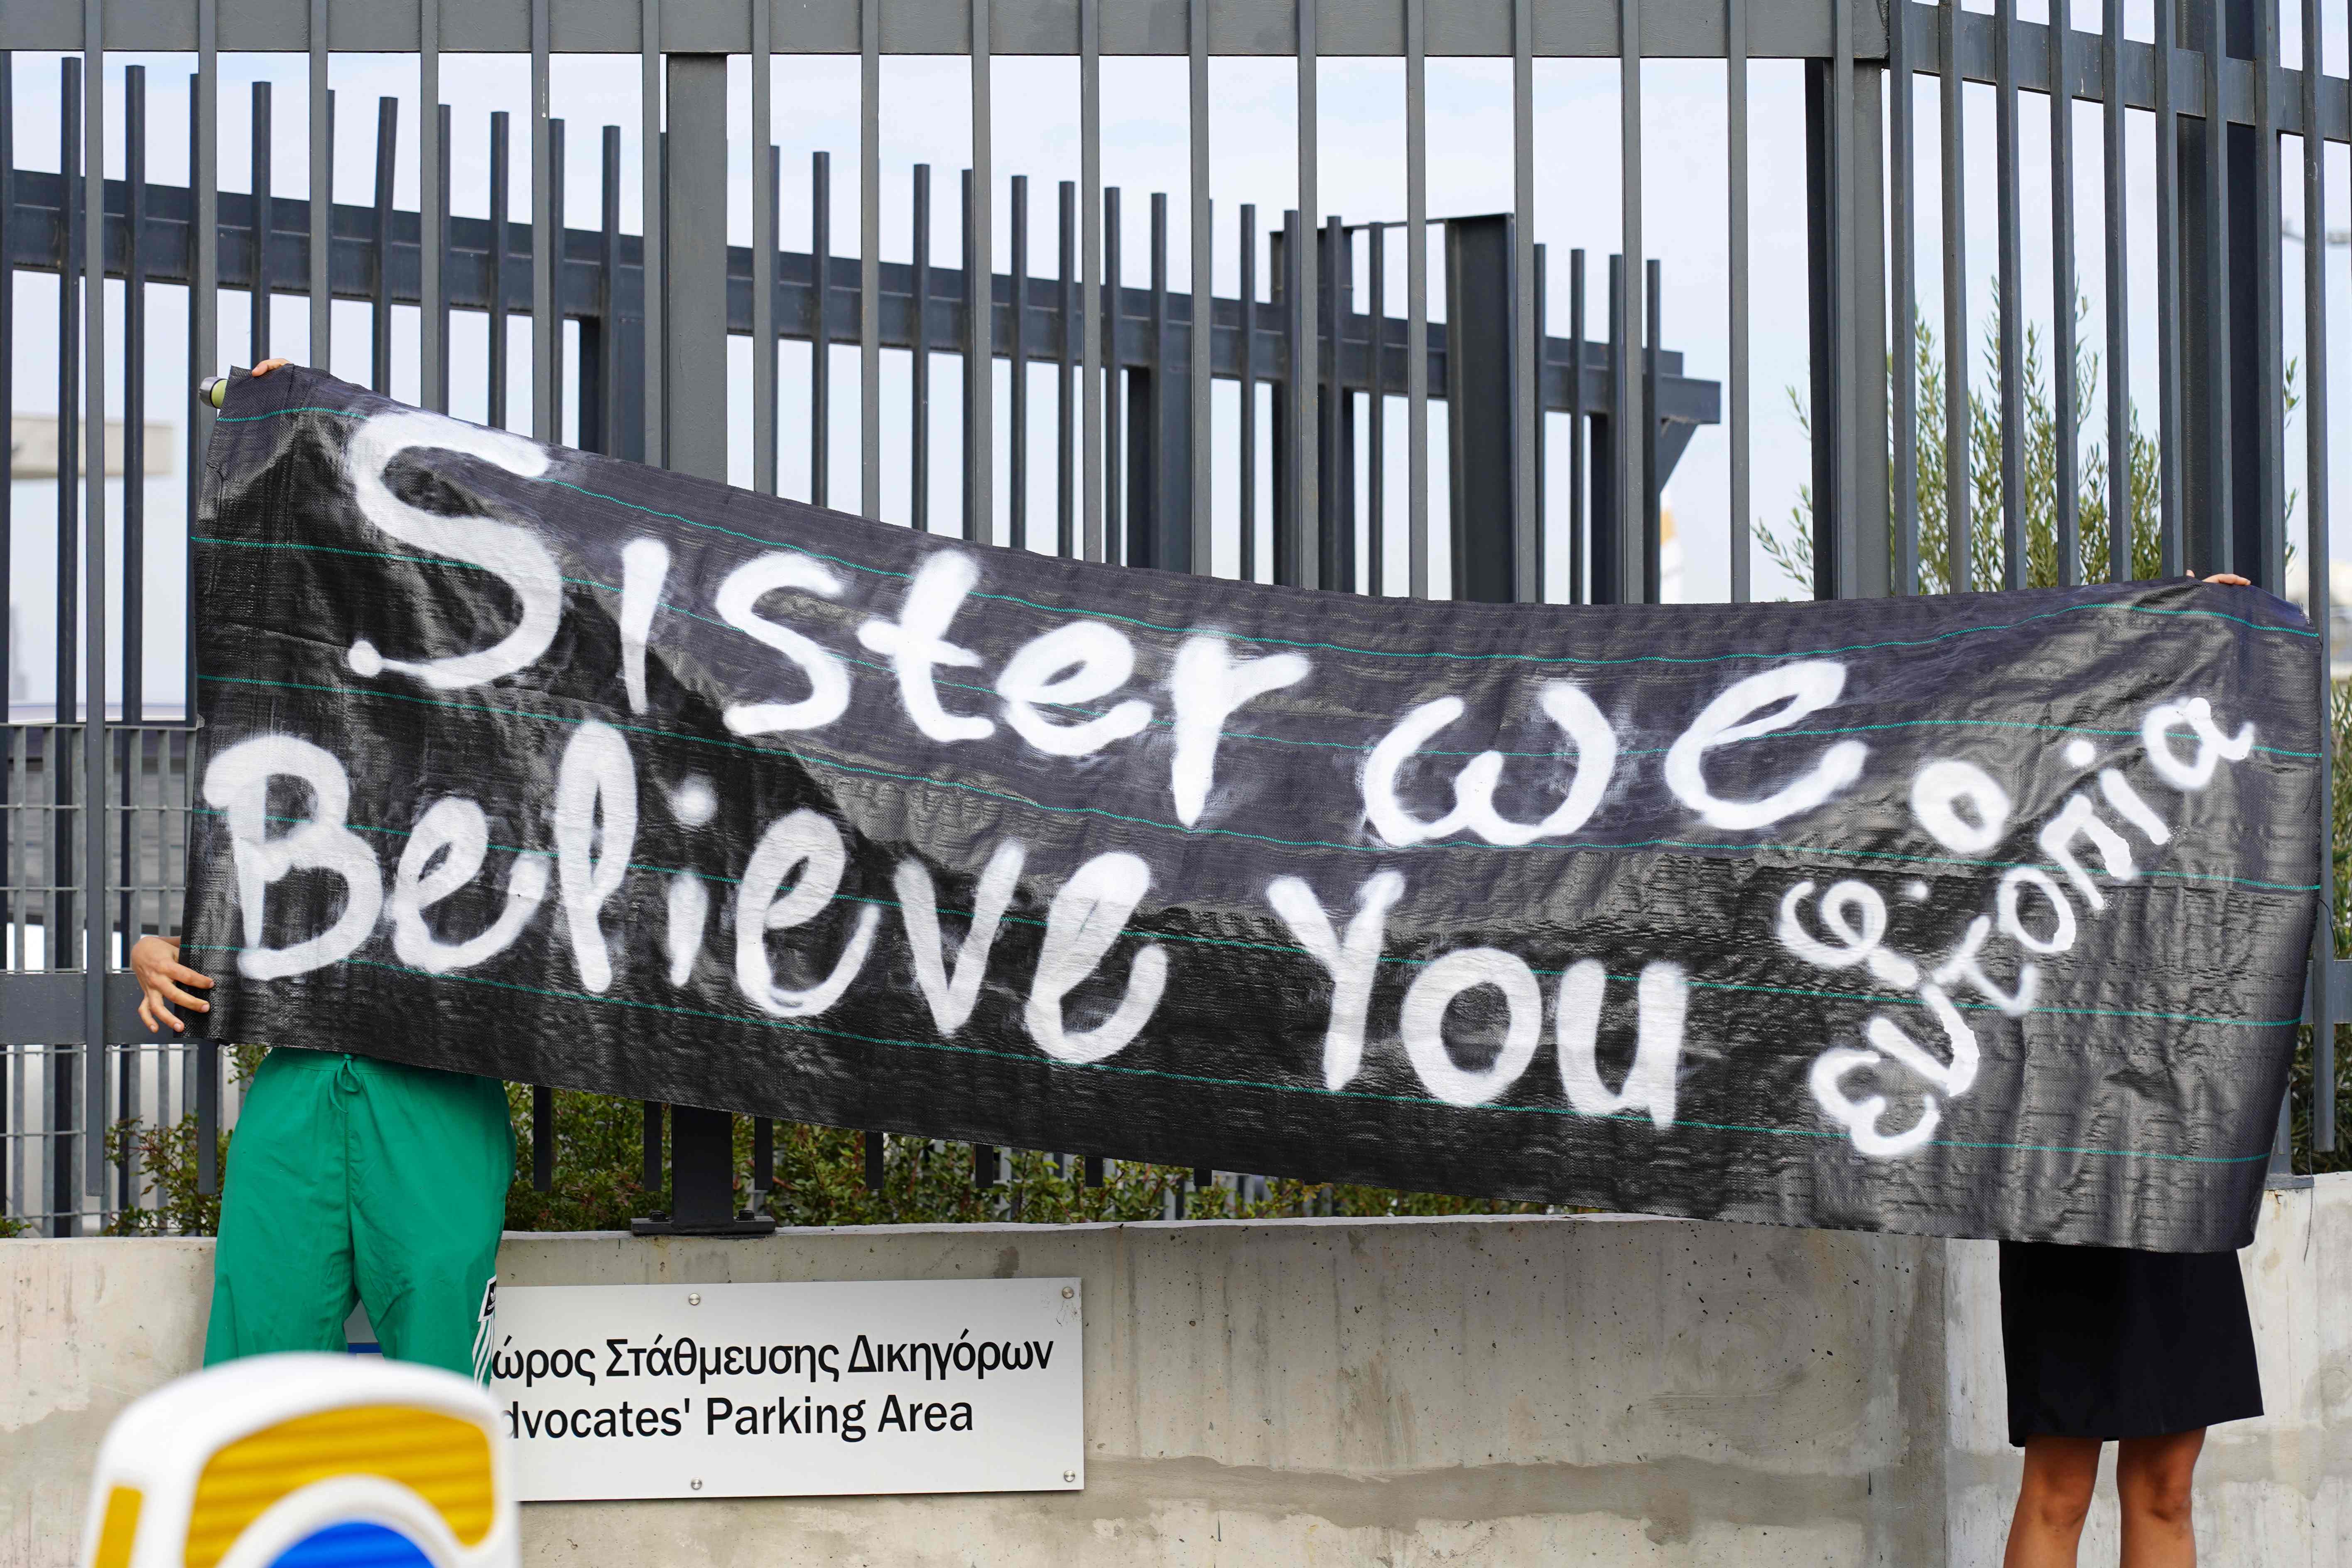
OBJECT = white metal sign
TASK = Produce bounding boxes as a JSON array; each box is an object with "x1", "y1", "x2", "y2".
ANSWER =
[{"x1": 487, "y1": 1278, "x2": 1084, "y2": 1501}]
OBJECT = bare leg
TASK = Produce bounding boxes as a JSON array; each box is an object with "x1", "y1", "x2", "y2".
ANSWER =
[
  {"x1": 2004, "y1": 1436, "x2": 2102, "y2": 1568},
  {"x1": 2115, "y1": 1429, "x2": 2204, "y2": 1568}
]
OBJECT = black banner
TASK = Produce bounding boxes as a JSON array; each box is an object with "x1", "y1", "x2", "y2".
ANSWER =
[{"x1": 186, "y1": 369, "x2": 2322, "y2": 1250}]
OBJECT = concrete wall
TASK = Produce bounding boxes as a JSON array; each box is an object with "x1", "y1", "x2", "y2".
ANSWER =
[{"x1": 1, "y1": 1178, "x2": 2342, "y2": 1567}]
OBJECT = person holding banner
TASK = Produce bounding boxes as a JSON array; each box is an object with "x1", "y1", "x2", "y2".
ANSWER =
[
  {"x1": 1999, "y1": 572, "x2": 2259, "y2": 1568},
  {"x1": 128, "y1": 357, "x2": 511, "y2": 1384}
]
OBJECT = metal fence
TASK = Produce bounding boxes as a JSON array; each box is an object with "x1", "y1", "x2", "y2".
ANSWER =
[{"x1": 0, "y1": 0, "x2": 2341, "y2": 1236}]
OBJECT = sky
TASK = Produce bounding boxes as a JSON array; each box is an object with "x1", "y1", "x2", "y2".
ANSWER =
[{"x1": 7, "y1": 0, "x2": 2352, "y2": 715}]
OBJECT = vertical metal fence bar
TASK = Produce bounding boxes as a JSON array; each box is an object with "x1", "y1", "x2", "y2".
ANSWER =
[
  {"x1": 532, "y1": 1084, "x2": 553, "y2": 1190},
  {"x1": 1059, "y1": 179, "x2": 1077, "y2": 557},
  {"x1": 755, "y1": 141, "x2": 777, "y2": 493},
  {"x1": 1829, "y1": 0, "x2": 1857, "y2": 597},
  {"x1": 1320, "y1": 211, "x2": 1339, "y2": 586},
  {"x1": 196, "y1": 1021, "x2": 218, "y2": 1195},
  {"x1": 59, "y1": 61, "x2": 79, "y2": 1042},
  {"x1": 1189, "y1": 0, "x2": 1213, "y2": 574},
  {"x1": 0, "y1": 707, "x2": 10, "y2": 1221},
  {"x1": 122, "y1": 66, "x2": 147, "y2": 1049},
  {"x1": 531, "y1": 0, "x2": 554, "y2": 442},
  {"x1": 1605, "y1": 251, "x2": 1621, "y2": 595},
  {"x1": 1888, "y1": 0, "x2": 1916, "y2": 596},
  {"x1": 1369, "y1": 223, "x2": 1385, "y2": 594},
  {"x1": 1513, "y1": 0, "x2": 1539, "y2": 601},
  {"x1": 2101, "y1": 0, "x2": 2128, "y2": 580},
  {"x1": 1278, "y1": 206, "x2": 1297, "y2": 581},
  {"x1": 309, "y1": 0, "x2": 329, "y2": 369},
  {"x1": 491, "y1": 112, "x2": 512, "y2": 426},
  {"x1": 2302, "y1": 0, "x2": 2335, "y2": 1151},
  {"x1": 1643, "y1": 257, "x2": 1661, "y2": 598},
  {"x1": 2200, "y1": 0, "x2": 2232, "y2": 574},
  {"x1": 433, "y1": 105, "x2": 451, "y2": 412},
  {"x1": 3, "y1": 93, "x2": 19, "y2": 1037},
  {"x1": 548, "y1": 118, "x2": 565, "y2": 441},
  {"x1": 252, "y1": 81, "x2": 271, "y2": 364},
  {"x1": 1082, "y1": 0, "x2": 1104, "y2": 563},
  {"x1": 1533, "y1": 242, "x2": 1546, "y2": 571},
  {"x1": 372, "y1": 96, "x2": 397, "y2": 395},
  {"x1": 964, "y1": 169, "x2": 979, "y2": 539},
  {"x1": 1996, "y1": 0, "x2": 2025, "y2": 587},
  {"x1": 598, "y1": 124, "x2": 620, "y2": 454},
  {"x1": 1727, "y1": 0, "x2": 1749, "y2": 603},
  {"x1": 861, "y1": 0, "x2": 882, "y2": 520},
  {"x1": 190, "y1": 7, "x2": 216, "y2": 707},
  {"x1": 1012, "y1": 175, "x2": 1030, "y2": 548},
  {"x1": 81, "y1": 0, "x2": 108, "y2": 1202},
  {"x1": 125, "y1": 67, "x2": 146, "y2": 733},
  {"x1": 1569, "y1": 248, "x2": 1586, "y2": 602},
  {"x1": 1294, "y1": 0, "x2": 1320, "y2": 591},
  {"x1": 2251, "y1": 0, "x2": 2281, "y2": 587},
  {"x1": 969, "y1": 0, "x2": 995, "y2": 545},
  {"x1": 420, "y1": 0, "x2": 442, "y2": 411},
  {"x1": 1152, "y1": 195, "x2": 1170, "y2": 565},
  {"x1": 2154, "y1": 0, "x2": 2183, "y2": 573},
  {"x1": 1, "y1": 58, "x2": 9, "y2": 758},
  {"x1": 1616, "y1": 0, "x2": 1644, "y2": 600},
  {"x1": 812, "y1": 150, "x2": 831, "y2": 507},
  {"x1": 751, "y1": 0, "x2": 775, "y2": 494},
  {"x1": 1940, "y1": 0, "x2": 1969, "y2": 592},
  {"x1": 1405, "y1": 0, "x2": 1429, "y2": 599},
  {"x1": 1240, "y1": 203, "x2": 1258, "y2": 580},
  {"x1": 641, "y1": 1102, "x2": 661, "y2": 1195},
  {"x1": 2049, "y1": 0, "x2": 2078, "y2": 586},
  {"x1": 1106, "y1": 188, "x2": 1123, "y2": 562},
  {"x1": 915, "y1": 164, "x2": 933, "y2": 532},
  {"x1": 1148, "y1": 193, "x2": 1166, "y2": 564},
  {"x1": 640, "y1": 0, "x2": 663, "y2": 466}
]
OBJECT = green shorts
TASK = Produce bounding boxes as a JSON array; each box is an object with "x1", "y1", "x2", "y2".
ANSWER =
[{"x1": 203, "y1": 1049, "x2": 513, "y2": 1381}]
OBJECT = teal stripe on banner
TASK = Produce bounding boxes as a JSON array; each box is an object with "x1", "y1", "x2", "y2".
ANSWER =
[
  {"x1": 175, "y1": 945, "x2": 2278, "y2": 1167},
  {"x1": 192, "y1": 535, "x2": 2326, "y2": 762},
  {"x1": 191, "y1": 804, "x2": 2304, "y2": 1032},
  {"x1": 195, "y1": 672, "x2": 2322, "y2": 890}
]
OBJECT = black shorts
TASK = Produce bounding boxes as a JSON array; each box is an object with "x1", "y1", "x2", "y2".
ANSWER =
[{"x1": 1999, "y1": 1241, "x2": 2263, "y2": 1447}]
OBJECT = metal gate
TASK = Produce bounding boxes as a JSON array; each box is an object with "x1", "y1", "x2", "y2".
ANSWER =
[{"x1": 0, "y1": 0, "x2": 2339, "y2": 1236}]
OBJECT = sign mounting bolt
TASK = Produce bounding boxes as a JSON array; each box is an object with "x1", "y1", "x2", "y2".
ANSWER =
[
  {"x1": 687, "y1": 1293, "x2": 701, "y2": 1305},
  {"x1": 1061, "y1": 1286, "x2": 1074, "y2": 1299}
]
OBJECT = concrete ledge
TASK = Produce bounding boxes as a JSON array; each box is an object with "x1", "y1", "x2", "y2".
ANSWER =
[
  {"x1": 3, "y1": 1184, "x2": 2344, "y2": 1566},
  {"x1": 504, "y1": 1214, "x2": 1948, "y2": 1564}
]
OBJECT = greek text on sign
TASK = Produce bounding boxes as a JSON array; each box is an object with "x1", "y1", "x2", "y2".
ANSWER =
[{"x1": 488, "y1": 1278, "x2": 1085, "y2": 1500}]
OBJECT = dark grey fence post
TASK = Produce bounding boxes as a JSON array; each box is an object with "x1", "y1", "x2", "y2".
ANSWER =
[
  {"x1": 1444, "y1": 215, "x2": 1523, "y2": 605},
  {"x1": 2176, "y1": 0, "x2": 2261, "y2": 581},
  {"x1": 1803, "y1": 54, "x2": 1891, "y2": 601},
  {"x1": 630, "y1": 50, "x2": 770, "y2": 1237}
]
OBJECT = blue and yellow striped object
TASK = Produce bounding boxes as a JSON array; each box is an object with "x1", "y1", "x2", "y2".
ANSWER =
[{"x1": 78, "y1": 1354, "x2": 517, "y2": 1568}]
